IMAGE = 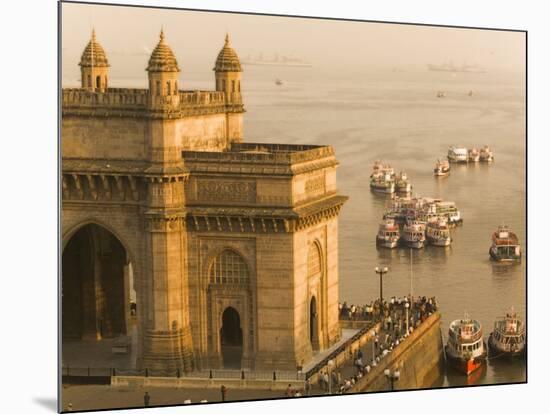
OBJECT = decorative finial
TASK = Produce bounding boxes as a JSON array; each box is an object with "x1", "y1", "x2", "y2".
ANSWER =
[
  {"x1": 91, "y1": 27, "x2": 96, "y2": 41},
  {"x1": 160, "y1": 27, "x2": 165, "y2": 42},
  {"x1": 225, "y1": 33, "x2": 230, "y2": 45}
]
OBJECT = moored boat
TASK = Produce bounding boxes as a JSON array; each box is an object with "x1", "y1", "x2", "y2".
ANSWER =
[
  {"x1": 446, "y1": 316, "x2": 487, "y2": 375},
  {"x1": 370, "y1": 174, "x2": 395, "y2": 194},
  {"x1": 489, "y1": 225, "x2": 521, "y2": 262},
  {"x1": 488, "y1": 309, "x2": 526, "y2": 357},
  {"x1": 395, "y1": 171, "x2": 412, "y2": 193},
  {"x1": 448, "y1": 146, "x2": 468, "y2": 163},
  {"x1": 376, "y1": 219, "x2": 400, "y2": 249},
  {"x1": 401, "y1": 221, "x2": 426, "y2": 249},
  {"x1": 434, "y1": 201, "x2": 462, "y2": 226},
  {"x1": 434, "y1": 159, "x2": 450, "y2": 176},
  {"x1": 426, "y1": 217, "x2": 452, "y2": 246},
  {"x1": 479, "y1": 145, "x2": 494, "y2": 162},
  {"x1": 468, "y1": 148, "x2": 480, "y2": 162}
]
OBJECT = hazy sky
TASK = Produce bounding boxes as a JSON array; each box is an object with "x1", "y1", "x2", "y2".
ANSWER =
[{"x1": 62, "y1": 2, "x2": 525, "y2": 82}]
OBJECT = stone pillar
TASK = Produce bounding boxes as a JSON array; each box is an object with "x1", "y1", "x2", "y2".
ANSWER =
[{"x1": 141, "y1": 175, "x2": 194, "y2": 372}]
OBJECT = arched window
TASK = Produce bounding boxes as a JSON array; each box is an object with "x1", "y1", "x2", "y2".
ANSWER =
[
  {"x1": 238, "y1": 81, "x2": 241, "y2": 92},
  {"x1": 166, "y1": 81, "x2": 171, "y2": 95},
  {"x1": 209, "y1": 250, "x2": 249, "y2": 285},
  {"x1": 87, "y1": 75, "x2": 92, "y2": 88},
  {"x1": 174, "y1": 81, "x2": 178, "y2": 95},
  {"x1": 156, "y1": 80, "x2": 161, "y2": 96},
  {"x1": 104, "y1": 76, "x2": 108, "y2": 89},
  {"x1": 231, "y1": 80, "x2": 235, "y2": 93},
  {"x1": 96, "y1": 75, "x2": 101, "y2": 89},
  {"x1": 308, "y1": 242, "x2": 322, "y2": 278},
  {"x1": 222, "y1": 79, "x2": 226, "y2": 91}
]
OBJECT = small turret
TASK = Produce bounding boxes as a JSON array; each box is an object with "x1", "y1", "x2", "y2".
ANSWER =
[
  {"x1": 79, "y1": 29, "x2": 110, "y2": 92},
  {"x1": 213, "y1": 34, "x2": 242, "y2": 102},
  {"x1": 146, "y1": 29, "x2": 180, "y2": 110}
]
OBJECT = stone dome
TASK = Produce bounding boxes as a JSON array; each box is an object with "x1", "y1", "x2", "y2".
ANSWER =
[
  {"x1": 79, "y1": 29, "x2": 110, "y2": 67},
  {"x1": 213, "y1": 34, "x2": 242, "y2": 72},
  {"x1": 146, "y1": 30, "x2": 180, "y2": 73}
]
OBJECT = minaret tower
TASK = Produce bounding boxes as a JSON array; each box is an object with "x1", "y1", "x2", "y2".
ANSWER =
[
  {"x1": 146, "y1": 29, "x2": 180, "y2": 111},
  {"x1": 214, "y1": 34, "x2": 243, "y2": 103},
  {"x1": 79, "y1": 29, "x2": 110, "y2": 92},
  {"x1": 142, "y1": 29, "x2": 194, "y2": 372}
]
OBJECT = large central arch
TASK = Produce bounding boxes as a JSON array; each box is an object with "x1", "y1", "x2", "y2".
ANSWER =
[{"x1": 62, "y1": 223, "x2": 137, "y2": 368}]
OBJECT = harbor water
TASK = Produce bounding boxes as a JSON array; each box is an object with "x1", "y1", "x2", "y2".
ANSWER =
[{"x1": 238, "y1": 66, "x2": 526, "y2": 387}]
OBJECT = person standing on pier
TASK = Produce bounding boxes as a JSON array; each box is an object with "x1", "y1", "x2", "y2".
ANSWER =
[
  {"x1": 143, "y1": 392, "x2": 150, "y2": 407},
  {"x1": 221, "y1": 385, "x2": 228, "y2": 402}
]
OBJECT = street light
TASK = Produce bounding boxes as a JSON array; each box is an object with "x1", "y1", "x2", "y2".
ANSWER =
[
  {"x1": 371, "y1": 330, "x2": 377, "y2": 367},
  {"x1": 327, "y1": 359, "x2": 335, "y2": 395},
  {"x1": 384, "y1": 368, "x2": 400, "y2": 391},
  {"x1": 405, "y1": 302, "x2": 410, "y2": 336},
  {"x1": 374, "y1": 266, "x2": 389, "y2": 302}
]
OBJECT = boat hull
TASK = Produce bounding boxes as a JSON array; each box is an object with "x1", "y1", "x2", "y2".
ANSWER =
[
  {"x1": 401, "y1": 239, "x2": 425, "y2": 249},
  {"x1": 446, "y1": 344, "x2": 487, "y2": 375},
  {"x1": 370, "y1": 185, "x2": 395, "y2": 194},
  {"x1": 447, "y1": 156, "x2": 468, "y2": 163},
  {"x1": 488, "y1": 333, "x2": 526, "y2": 358},
  {"x1": 376, "y1": 237, "x2": 399, "y2": 249},
  {"x1": 427, "y1": 236, "x2": 451, "y2": 247},
  {"x1": 489, "y1": 248, "x2": 521, "y2": 262}
]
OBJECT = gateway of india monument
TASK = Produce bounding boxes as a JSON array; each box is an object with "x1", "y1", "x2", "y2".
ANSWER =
[{"x1": 61, "y1": 29, "x2": 347, "y2": 373}]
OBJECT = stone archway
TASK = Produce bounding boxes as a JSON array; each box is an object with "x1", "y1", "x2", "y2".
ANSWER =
[
  {"x1": 310, "y1": 296, "x2": 319, "y2": 351},
  {"x1": 220, "y1": 307, "x2": 243, "y2": 369},
  {"x1": 62, "y1": 223, "x2": 137, "y2": 368}
]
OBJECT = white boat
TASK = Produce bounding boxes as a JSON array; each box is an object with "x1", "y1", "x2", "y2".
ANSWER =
[
  {"x1": 433, "y1": 159, "x2": 450, "y2": 176},
  {"x1": 488, "y1": 309, "x2": 526, "y2": 357},
  {"x1": 446, "y1": 315, "x2": 487, "y2": 375},
  {"x1": 434, "y1": 201, "x2": 462, "y2": 225},
  {"x1": 468, "y1": 148, "x2": 480, "y2": 162},
  {"x1": 371, "y1": 160, "x2": 395, "y2": 178},
  {"x1": 447, "y1": 146, "x2": 468, "y2": 163},
  {"x1": 376, "y1": 219, "x2": 400, "y2": 249},
  {"x1": 370, "y1": 173, "x2": 395, "y2": 194},
  {"x1": 395, "y1": 171, "x2": 412, "y2": 193},
  {"x1": 479, "y1": 145, "x2": 494, "y2": 162},
  {"x1": 426, "y1": 217, "x2": 452, "y2": 246},
  {"x1": 401, "y1": 221, "x2": 426, "y2": 249}
]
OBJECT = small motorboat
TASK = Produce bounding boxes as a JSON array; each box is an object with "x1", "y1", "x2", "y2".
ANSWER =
[
  {"x1": 479, "y1": 145, "x2": 494, "y2": 162},
  {"x1": 395, "y1": 171, "x2": 412, "y2": 193},
  {"x1": 426, "y1": 217, "x2": 452, "y2": 247},
  {"x1": 434, "y1": 159, "x2": 450, "y2": 176},
  {"x1": 468, "y1": 148, "x2": 480, "y2": 162}
]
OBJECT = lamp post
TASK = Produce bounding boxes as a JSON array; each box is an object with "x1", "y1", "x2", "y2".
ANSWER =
[
  {"x1": 405, "y1": 302, "x2": 410, "y2": 336},
  {"x1": 375, "y1": 266, "x2": 389, "y2": 302},
  {"x1": 371, "y1": 330, "x2": 377, "y2": 367},
  {"x1": 384, "y1": 368, "x2": 400, "y2": 391},
  {"x1": 327, "y1": 359, "x2": 334, "y2": 395}
]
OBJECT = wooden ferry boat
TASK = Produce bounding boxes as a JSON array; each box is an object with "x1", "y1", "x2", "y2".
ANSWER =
[
  {"x1": 434, "y1": 159, "x2": 450, "y2": 176},
  {"x1": 489, "y1": 225, "x2": 521, "y2": 262},
  {"x1": 370, "y1": 174, "x2": 395, "y2": 194},
  {"x1": 479, "y1": 145, "x2": 494, "y2": 162},
  {"x1": 426, "y1": 217, "x2": 452, "y2": 246},
  {"x1": 395, "y1": 171, "x2": 412, "y2": 193},
  {"x1": 401, "y1": 221, "x2": 426, "y2": 249},
  {"x1": 376, "y1": 219, "x2": 400, "y2": 249},
  {"x1": 434, "y1": 201, "x2": 462, "y2": 226},
  {"x1": 468, "y1": 148, "x2": 480, "y2": 162},
  {"x1": 488, "y1": 309, "x2": 526, "y2": 357},
  {"x1": 446, "y1": 316, "x2": 487, "y2": 375},
  {"x1": 447, "y1": 146, "x2": 468, "y2": 163}
]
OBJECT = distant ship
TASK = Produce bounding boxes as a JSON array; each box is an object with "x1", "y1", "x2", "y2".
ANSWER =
[
  {"x1": 242, "y1": 53, "x2": 312, "y2": 68},
  {"x1": 428, "y1": 62, "x2": 486, "y2": 74}
]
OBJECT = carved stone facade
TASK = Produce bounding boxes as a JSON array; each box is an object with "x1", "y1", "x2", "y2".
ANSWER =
[{"x1": 61, "y1": 31, "x2": 347, "y2": 372}]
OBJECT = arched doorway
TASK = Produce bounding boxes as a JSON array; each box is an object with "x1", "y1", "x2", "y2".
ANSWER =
[
  {"x1": 220, "y1": 307, "x2": 243, "y2": 368},
  {"x1": 62, "y1": 223, "x2": 137, "y2": 368},
  {"x1": 310, "y1": 297, "x2": 320, "y2": 351}
]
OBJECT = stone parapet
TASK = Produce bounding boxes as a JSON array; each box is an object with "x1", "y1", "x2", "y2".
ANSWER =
[{"x1": 62, "y1": 88, "x2": 244, "y2": 119}]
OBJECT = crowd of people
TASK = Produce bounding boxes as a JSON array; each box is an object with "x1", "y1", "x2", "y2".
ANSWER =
[{"x1": 321, "y1": 295, "x2": 438, "y2": 394}]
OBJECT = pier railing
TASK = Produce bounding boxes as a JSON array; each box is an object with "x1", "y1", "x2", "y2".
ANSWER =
[{"x1": 61, "y1": 366, "x2": 305, "y2": 383}]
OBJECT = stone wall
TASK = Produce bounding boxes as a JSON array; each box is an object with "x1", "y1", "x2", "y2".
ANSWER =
[{"x1": 353, "y1": 312, "x2": 444, "y2": 392}]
